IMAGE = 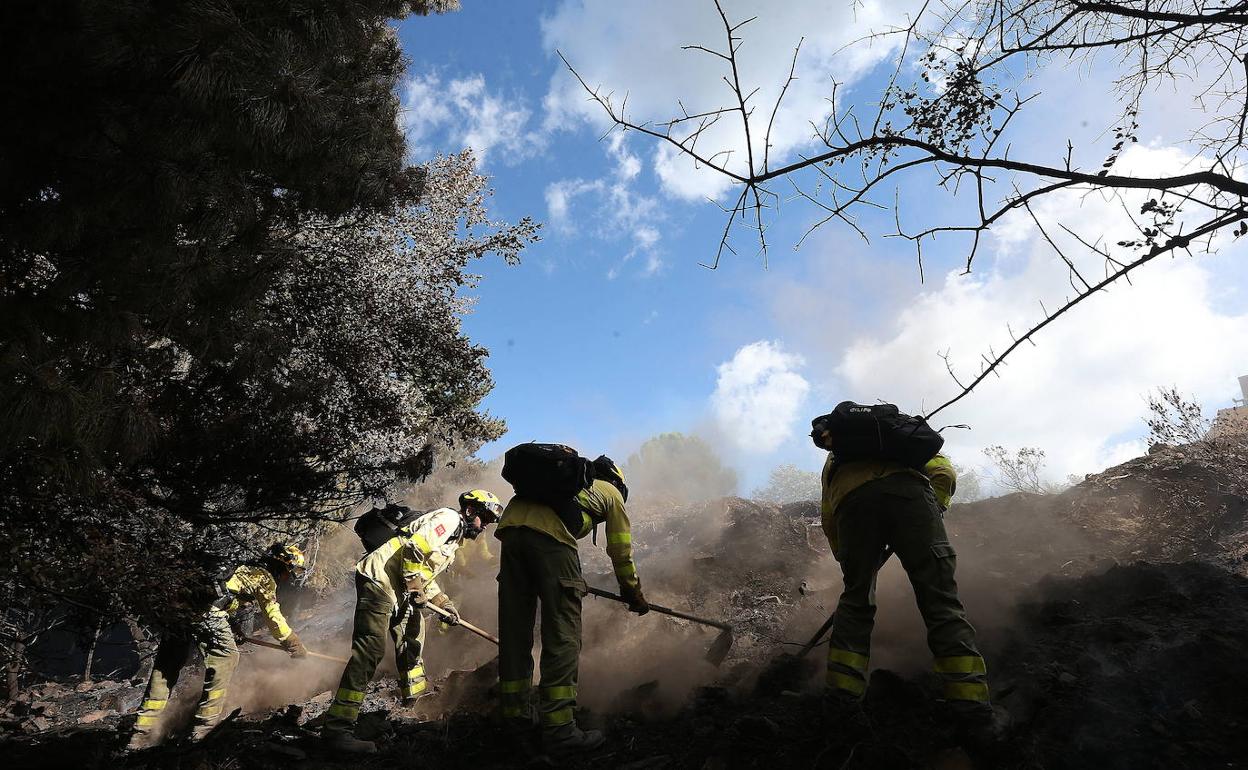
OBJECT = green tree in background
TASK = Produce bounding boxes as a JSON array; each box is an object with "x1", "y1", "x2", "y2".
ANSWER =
[
  {"x1": 0, "y1": 0, "x2": 535, "y2": 629},
  {"x1": 752, "y1": 464, "x2": 821, "y2": 505},
  {"x1": 624, "y1": 433, "x2": 738, "y2": 507}
]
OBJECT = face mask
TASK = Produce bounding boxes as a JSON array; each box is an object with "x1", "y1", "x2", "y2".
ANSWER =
[{"x1": 462, "y1": 515, "x2": 483, "y2": 540}]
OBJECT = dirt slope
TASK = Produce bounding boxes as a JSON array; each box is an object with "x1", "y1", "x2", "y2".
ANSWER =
[{"x1": 3, "y1": 435, "x2": 1246, "y2": 769}]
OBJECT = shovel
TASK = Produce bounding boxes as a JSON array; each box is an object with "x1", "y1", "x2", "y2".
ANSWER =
[
  {"x1": 587, "y1": 586, "x2": 735, "y2": 666},
  {"x1": 425, "y1": 603, "x2": 500, "y2": 645},
  {"x1": 243, "y1": 637, "x2": 350, "y2": 665}
]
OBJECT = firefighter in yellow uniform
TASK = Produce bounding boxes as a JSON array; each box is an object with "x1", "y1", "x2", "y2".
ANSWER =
[
  {"x1": 126, "y1": 543, "x2": 309, "y2": 749},
  {"x1": 321, "y1": 490, "x2": 503, "y2": 755},
  {"x1": 496, "y1": 455, "x2": 647, "y2": 757},
  {"x1": 818, "y1": 438, "x2": 995, "y2": 725}
]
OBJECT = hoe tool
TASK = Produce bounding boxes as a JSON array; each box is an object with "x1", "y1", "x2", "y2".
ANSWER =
[
  {"x1": 587, "y1": 585, "x2": 734, "y2": 666},
  {"x1": 243, "y1": 637, "x2": 349, "y2": 665},
  {"x1": 425, "y1": 603, "x2": 500, "y2": 645}
]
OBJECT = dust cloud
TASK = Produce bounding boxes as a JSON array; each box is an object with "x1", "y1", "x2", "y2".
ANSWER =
[{"x1": 202, "y1": 439, "x2": 1109, "y2": 724}]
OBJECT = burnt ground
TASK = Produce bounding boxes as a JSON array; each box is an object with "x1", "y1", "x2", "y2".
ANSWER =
[{"x1": 3, "y1": 433, "x2": 1247, "y2": 769}]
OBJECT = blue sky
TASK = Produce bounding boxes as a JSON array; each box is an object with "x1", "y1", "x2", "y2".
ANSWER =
[{"x1": 396, "y1": 1, "x2": 1248, "y2": 493}]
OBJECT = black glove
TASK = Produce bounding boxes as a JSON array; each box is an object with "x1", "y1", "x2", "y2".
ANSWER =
[
  {"x1": 430, "y1": 594, "x2": 460, "y2": 625},
  {"x1": 621, "y1": 583, "x2": 650, "y2": 616}
]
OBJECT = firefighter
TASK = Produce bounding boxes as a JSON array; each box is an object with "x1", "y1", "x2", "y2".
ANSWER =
[
  {"x1": 496, "y1": 455, "x2": 647, "y2": 757},
  {"x1": 126, "y1": 543, "x2": 309, "y2": 749},
  {"x1": 816, "y1": 428, "x2": 999, "y2": 733},
  {"x1": 321, "y1": 489, "x2": 503, "y2": 754}
]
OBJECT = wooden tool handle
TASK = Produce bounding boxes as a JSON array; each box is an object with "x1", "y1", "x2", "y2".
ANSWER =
[
  {"x1": 243, "y1": 637, "x2": 349, "y2": 665},
  {"x1": 586, "y1": 586, "x2": 732, "y2": 632},
  {"x1": 424, "y1": 603, "x2": 500, "y2": 645}
]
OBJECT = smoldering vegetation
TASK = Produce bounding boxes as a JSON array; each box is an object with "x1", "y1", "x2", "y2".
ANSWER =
[{"x1": 4, "y1": 432, "x2": 1248, "y2": 769}]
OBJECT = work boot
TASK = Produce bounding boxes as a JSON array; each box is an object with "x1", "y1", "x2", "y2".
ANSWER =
[
  {"x1": 188, "y1": 722, "x2": 218, "y2": 742},
  {"x1": 504, "y1": 717, "x2": 541, "y2": 757},
  {"x1": 543, "y1": 724, "x2": 605, "y2": 757},
  {"x1": 955, "y1": 704, "x2": 1011, "y2": 751},
  {"x1": 124, "y1": 731, "x2": 158, "y2": 751},
  {"x1": 821, "y1": 690, "x2": 870, "y2": 733},
  {"x1": 322, "y1": 729, "x2": 378, "y2": 755}
]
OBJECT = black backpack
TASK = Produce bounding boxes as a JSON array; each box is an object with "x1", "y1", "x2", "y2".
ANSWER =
[
  {"x1": 354, "y1": 503, "x2": 423, "y2": 554},
  {"x1": 501, "y1": 442, "x2": 595, "y2": 536},
  {"x1": 811, "y1": 402, "x2": 944, "y2": 469}
]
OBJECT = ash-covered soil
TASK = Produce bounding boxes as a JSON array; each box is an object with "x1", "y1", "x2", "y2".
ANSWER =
[{"x1": 4, "y1": 434, "x2": 1246, "y2": 769}]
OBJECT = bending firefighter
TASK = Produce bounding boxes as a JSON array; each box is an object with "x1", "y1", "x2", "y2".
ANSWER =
[
  {"x1": 814, "y1": 408, "x2": 1000, "y2": 737},
  {"x1": 321, "y1": 490, "x2": 503, "y2": 754},
  {"x1": 127, "y1": 543, "x2": 309, "y2": 749},
  {"x1": 496, "y1": 454, "x2": 648, "y2": 757}
]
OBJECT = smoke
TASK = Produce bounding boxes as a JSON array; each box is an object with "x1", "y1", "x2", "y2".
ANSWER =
[{"x1": 174, "y1": 433, "x2": 1109, "y2": 728}]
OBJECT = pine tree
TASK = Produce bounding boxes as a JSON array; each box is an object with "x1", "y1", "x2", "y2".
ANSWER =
[{"x1": 0, "y1": 1, "x2": 534, "y2": 627}]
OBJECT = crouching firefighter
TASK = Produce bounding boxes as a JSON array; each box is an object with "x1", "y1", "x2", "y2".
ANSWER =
[
  {"x1": 126, "y1": 543, "x2": 309, "y2": 749},
  {"x1": 812, "y1": 402, "x2": 1002, "y2": 740},
  {"x1": 496, "y1": 446, "x2": 648, "y2": 757},
  {"x1": 321, "y1": 489, "x2": 503, "y2": 755}
]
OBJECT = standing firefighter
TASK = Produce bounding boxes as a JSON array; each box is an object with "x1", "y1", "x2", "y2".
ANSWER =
[
  {"x1": 126, "y1": 543, "x2": 309, "y2": 749},
  {"x1": 496, "y1": 446, "x2": 648, "y2": 757},
  {"x1": 812, "y1": 402, "x2": 999, "y2": 737},
  {"x1": 321, "y1": 490, "x2": 503, "y2": 755}
]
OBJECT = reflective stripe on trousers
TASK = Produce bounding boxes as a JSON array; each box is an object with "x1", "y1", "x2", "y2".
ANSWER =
[
  {"x1": 399, "y1": 664, "x2": 427, "y2": 698},
  {"x1": 825, "y1": 646, "x2": 869, "y2": 697},
  {"x1": 540, "y1": 684, "x2": 576, "y2": 727},
  {"x1": 499, "y1": 678, "x2": 532, "y2": 721},
  {"x1": 934, "y1": 655, "x2": 990, "y2": 703},
  {"x1": 325, "y1": 687, "x2": 365, "y2": 723}
]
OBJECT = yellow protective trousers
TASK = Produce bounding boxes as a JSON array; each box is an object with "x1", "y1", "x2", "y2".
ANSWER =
[
  {"x1": 826, "y1": 473, "x2": 990, "y2": 708},
  {"x1": 324, "y1": 575, "x2": 427, "y2": 733},
  {"x1": 497, "y1": 526, "x2": 587, "y2": 734},
  {"x1": 133, "y1": 608, "x2": 238, "y2": 733}
]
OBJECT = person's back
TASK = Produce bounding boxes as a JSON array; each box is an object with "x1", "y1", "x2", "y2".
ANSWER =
[
  {"x1": 495, "y1": 455, "x2": 647, "y2": 757},
  {"x1": 813, "y1": 411, "x2": 998, "y2": 741}
]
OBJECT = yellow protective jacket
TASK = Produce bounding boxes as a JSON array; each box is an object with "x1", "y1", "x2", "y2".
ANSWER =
[
  {"x1": 356, "y1": 507, "x2": 464, "y2": 606},
  {"x1": 820, "y1": 453, "x2": 957, "y2": 555},
  {"x1": 495, "y1": 479, "x2": 641, "y2": 593},
  {"x1": 223, "y1": 564, "x2": 294, "y2": 642}
]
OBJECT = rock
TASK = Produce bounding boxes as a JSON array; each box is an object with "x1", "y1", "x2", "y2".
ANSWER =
[
  {"x1": 78, "y1": 710, "x2": 111, "y2": 724},
  {"x1": 617, "y1": 757, "x2": 671, "y2": 770},
  {"x1": 263, "y1": 742, "x2": 308, "y2": 760},
  {"x1": 27, "y1": 715, "x2": 52, "y2": 732},
  {"x1": 1057, "y1": 672, "x2": 1077, "y2": 685},
  {"x1": 75, "y1": 682, "x2": 95, "y2": 693},
  {"x1": 731, "y1": 714, "x2": 779, "y2": 740}
]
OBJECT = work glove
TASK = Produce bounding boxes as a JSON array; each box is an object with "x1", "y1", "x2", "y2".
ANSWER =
[
  {"x1": 429, "y1": 593, "x2": 460, "y2": 625},
  {"x1": 620, "y1": 583, "x2": 650, "y2": 616},
  {"x1": 280, "y1": 631, "x2": 309, "y2": 659}
]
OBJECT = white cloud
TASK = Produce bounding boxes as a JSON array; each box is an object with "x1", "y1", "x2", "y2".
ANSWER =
[
  {"x1": 542, "y1": 0, "x2": 920, "y2": 201},
  {"x1": 711, "y1": 341, "x2": 811, "y2": 453},
  {"x1": 546, "y1": 133, "x2": 666, "y2": 278},
  {"x1": 401, "y1": 73, "x2": 543, "y2": 164},
  {"x1": 831, "y1": 144, "x2": 1248, "y2": 483}
]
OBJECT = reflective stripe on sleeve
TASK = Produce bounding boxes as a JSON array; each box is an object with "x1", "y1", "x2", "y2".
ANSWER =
[
  {"x1": 335, "y1": 687, "x2": 365, "y2": 704},
  {"x1": 606, "y1": 532, "x2": 632, "y2": 545}
]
